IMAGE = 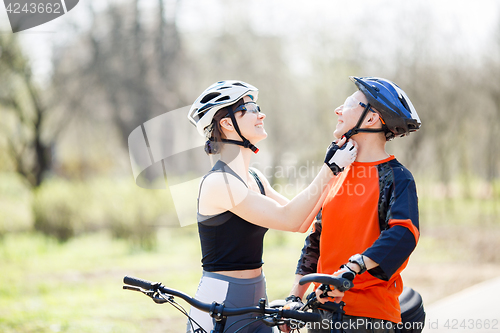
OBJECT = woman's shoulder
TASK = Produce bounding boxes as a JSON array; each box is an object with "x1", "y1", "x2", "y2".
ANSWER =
[
  {"x1": 201, "y1": 169, "x2": 248, "y2": 189},
  {"x1": 199, "y1": 170, "x2": 250, "y2": 212}
]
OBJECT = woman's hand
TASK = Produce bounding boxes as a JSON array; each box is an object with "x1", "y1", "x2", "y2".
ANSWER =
[{"x1": 324, "y1": 138, "x2": 357, "y2": 175}]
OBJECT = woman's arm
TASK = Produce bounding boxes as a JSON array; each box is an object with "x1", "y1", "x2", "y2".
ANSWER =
[
  {"x1": 200, "y1": 139, "x2": 356, "y2": 232},
  {"x1": 250, "y1": 168, "x2": 333, "y2": 233},
  {"x1": 201, "y1": 164, "x2": 334, "y2": 232},
  {"x1": 296, "y1": 180, "x2": 332, "y2": 233}
]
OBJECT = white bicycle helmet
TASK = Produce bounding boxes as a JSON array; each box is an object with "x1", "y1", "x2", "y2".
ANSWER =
[{"x1": 188, "y1": 80, "x2": 259, "y2": 137}]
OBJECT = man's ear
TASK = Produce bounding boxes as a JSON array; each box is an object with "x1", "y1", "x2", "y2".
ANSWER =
[
  {"x1": 365, "y1": 112, "x2": 382, "y2": 128},
  {"x1": 220, "y1": 118, "x2": 234, "y2": 132}
]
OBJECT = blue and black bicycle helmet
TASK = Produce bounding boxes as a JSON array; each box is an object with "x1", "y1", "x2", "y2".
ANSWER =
[{"x1": 346, "y1": 76, "x2": 421, "y2": 141}]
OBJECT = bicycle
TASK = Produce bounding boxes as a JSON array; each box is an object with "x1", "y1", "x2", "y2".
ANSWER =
[
  {"x1": 123, "y1": 273, "x2": 353, "y2": 333},
  {"x1": 285, "y1": 275, "x2": 425, "y2": 333}
]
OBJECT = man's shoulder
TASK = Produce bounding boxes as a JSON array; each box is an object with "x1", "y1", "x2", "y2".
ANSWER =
[{"x1": 381, "y1": 158, "x2": 415, "y2": 183}]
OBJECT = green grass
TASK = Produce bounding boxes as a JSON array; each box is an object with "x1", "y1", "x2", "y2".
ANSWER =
[
  {"x1": 0, "y1": 229, "x2": 309, "y2": 333},
  {"x1": 0, "y1": 229, "x2": 201, "y2": 333},
  {"x1": 0, "y1": 173, "x2": 33, "y2": 236},
  {"x1": 2, "y1": 219, "x2": 499, "y2": 332}
]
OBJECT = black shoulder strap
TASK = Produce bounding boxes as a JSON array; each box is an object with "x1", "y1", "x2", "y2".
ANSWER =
[
  {"x1": 197, "y1": 160, "x2": 249, "y2": 211},
  {"x1": 248, "y1": 168, "x2": 266, "y2": 196}
]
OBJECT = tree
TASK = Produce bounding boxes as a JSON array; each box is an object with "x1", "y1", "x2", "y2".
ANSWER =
[
  {"x1": 0, "y1": 34, "x2": 54, "y2": 187},
  {"x1": 51, "y1": 0, "x2": 188, "y2": 150}
]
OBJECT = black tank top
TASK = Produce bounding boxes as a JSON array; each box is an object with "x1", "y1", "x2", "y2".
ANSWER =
[{"x1": 197, "y1": 160, "x2": 268, "y2": 272}]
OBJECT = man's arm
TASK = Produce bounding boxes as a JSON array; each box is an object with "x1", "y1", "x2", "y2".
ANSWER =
[{"x1": 362, "y1": 171, "x2": 420, "y2": 281}]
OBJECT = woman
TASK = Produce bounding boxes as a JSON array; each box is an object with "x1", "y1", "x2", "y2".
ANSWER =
[{"x1": 186, "y1": 80, "x2": 357, "y2": 332}]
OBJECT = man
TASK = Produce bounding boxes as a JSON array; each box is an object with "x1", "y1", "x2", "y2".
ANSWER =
[{"x1": 285, "y1": 77, "x2": 421, "y2": 333}]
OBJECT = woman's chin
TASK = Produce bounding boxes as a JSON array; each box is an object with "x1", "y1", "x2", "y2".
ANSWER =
[{"x1": 254, "y1": 132, "x2": 268, "y2": 143}]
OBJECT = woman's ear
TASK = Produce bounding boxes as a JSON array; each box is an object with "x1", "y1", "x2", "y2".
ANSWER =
[{"x1": 220, "y1": 117, "x2": 234, "y2": 132}]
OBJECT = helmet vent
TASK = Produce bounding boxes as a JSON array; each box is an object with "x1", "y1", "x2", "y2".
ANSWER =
[
  {"x1": 408, "y1": 122, "x2": 419, "y2": 131},
  {"x1": 200, "y1": 92, "x2": 221, "y2": 103},
  {"x1": 232, "y1": 82, "x2": 246, "y2": 87},
  {"x1": 399, "y1": 97, "x2": 410, "y2": 112},
  {"x1": 394, "y1": 127, "x2": 405, "y2": 135},
  {"x1": 215, "y1": 96, "x2": 231, "y2": 102}
]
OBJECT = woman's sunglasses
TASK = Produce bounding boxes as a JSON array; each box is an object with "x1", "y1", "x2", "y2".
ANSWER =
[{"x1": 233, "y1": 102, "x2": 261, "y2": 114}]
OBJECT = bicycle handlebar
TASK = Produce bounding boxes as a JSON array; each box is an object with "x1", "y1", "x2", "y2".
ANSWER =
[
  {"x1": 123, "y1": 276, "x2": 321, "y2": 323},
  {"x1": 124, "y1": 275, "x2": 157, "y2": 290},
  {"x1": 299, "y1": 273, "x2": 354, "y2": 292}
]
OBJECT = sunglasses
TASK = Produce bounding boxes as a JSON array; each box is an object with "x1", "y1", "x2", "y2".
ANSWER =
[
  {"x1": 359, "y1": 102, "x2": 386, "y2": 124},
  {"x1": 343, "y1": 96, "x2": 374, "y2": 112},
  {"x1": 358, "y1": 102, "x2": 377, "y2": 113},
  {"x1": 234, "y1": 102, "x2": 261, "y2": 114}
]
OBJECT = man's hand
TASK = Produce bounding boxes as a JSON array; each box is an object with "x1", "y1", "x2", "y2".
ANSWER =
[
  {"x1": 279, "y1": 296, "x2": 304, "y2": 332},
  {"x1": 315, "y1": 265, "x2": 356, "y2": 304},
  {"x1": 315, "y1": 284, "x2": 345, "y2": 304}
]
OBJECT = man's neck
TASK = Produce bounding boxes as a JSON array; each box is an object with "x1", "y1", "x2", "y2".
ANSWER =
[{"x1": 352, "y1": 134, "x2": 390, "y2": 163}]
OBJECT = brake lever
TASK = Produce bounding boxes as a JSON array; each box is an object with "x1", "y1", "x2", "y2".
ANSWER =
[
  {"x1": 302, "y1": 291, "x2": 317, "y2": 311},
  {"x1": 123, "y1": 285, "x2": 142, "y2": 292},
  {"x1": 261, "y1": 315, "x2": 305, "y2": 330},
  {"x1": 123, "y1": 285, "x2": 173, "y2": 304},
  {"x1": 152, "y1": 292, "x2": 172, "y2": 304},
  {"x1": 318, "y1": 283, "x2": 331, "y2": 298},
  {"x1": 261, "y1": 316, "x2": 286, "y2": 327}
]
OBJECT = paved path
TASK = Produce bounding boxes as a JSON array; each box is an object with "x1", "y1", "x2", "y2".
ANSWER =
[{"x1": 423, "y1": 276, "x2": 500, "y2": 332}]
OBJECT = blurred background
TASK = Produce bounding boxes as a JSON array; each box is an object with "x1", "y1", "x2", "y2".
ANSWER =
[{"x1": 1, "y1": 0, "x2": 499, "y2": 332}]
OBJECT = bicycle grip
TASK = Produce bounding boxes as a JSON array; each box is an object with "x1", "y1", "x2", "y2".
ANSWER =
[
  {"x1": 299, "y1": 274, "x2": 353, "y2": 292},
  {"x1": 124, "y1": 276, "x2": 155, "y2": 290},
  {"x1": 282, "y1": 309, "x2": 321, "y2": 323}
]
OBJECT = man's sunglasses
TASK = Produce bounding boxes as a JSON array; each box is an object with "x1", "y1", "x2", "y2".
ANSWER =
[
  {"x1": 359, "y1": 102, "x2": 377, "y2": 113},
  {"x1": 343, "y1": 96, "x2": 376, "y2": 113},
  {"x1": 359, "y1": 102, "x2": 386, "y2": 124}
]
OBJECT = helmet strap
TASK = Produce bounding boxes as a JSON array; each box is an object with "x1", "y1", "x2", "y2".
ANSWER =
[
  {"x1": 343, "y1": 103, "x2": 385, "y2": 140},
  {"x1": 216, "y1": 107, "x2": 259, "y2": 153},
  {"x1": 219, "y1": 138, "x2": 259, "y2": 153}
]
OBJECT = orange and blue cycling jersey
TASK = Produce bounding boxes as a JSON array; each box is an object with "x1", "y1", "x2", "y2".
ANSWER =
[{"x1": 296, "y1": 155, "x2": 419, "y2": 323}]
